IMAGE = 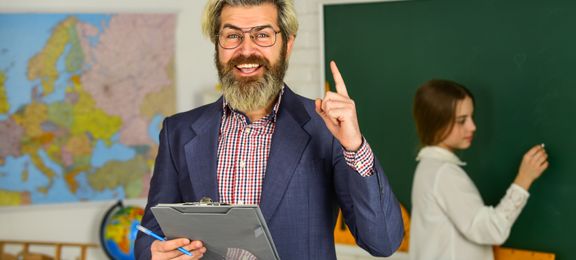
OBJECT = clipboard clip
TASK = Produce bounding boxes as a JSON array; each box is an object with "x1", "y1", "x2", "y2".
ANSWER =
[
  {"x1": 181, "y1": 197, "x2": 230, "y2": 206},
  {"x1": 199, "y1": 197, "x2": 213, "y2": 204}
]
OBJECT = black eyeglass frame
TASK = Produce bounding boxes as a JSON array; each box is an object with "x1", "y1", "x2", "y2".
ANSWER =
[{"x1": 216, "y1": 25, "x2": 282, "y2": 49}]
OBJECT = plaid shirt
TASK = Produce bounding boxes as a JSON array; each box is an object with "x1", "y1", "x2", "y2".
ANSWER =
[{"x1": 216, "y1": 90, "x2": 375, "y2": 205}]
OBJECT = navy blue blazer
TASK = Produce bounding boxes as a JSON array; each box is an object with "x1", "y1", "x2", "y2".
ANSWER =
[{"x1": 135, "y1": 87, "x2": 404, "y2": 259}]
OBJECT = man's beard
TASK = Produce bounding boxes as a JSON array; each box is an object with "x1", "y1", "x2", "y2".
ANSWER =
[{"x1": 216, "y1": 45, "x2": 288, "y2": 113}]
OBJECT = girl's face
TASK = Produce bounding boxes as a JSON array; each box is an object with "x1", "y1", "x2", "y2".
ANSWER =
[{"x1": 438, "y1": 96, "x2": 476, "y2": 151}]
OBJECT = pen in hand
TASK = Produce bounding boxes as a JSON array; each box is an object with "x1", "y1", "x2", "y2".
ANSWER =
[{"x1": 136, "y1": 224, "x2": 193, "y2": 256}]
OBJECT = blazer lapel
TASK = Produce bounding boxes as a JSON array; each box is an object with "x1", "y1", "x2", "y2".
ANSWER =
[
  {"x1": 260, "y1": 88, "x2": 311, "y2": 222},
  {"x1": 184, "y1": 99, "x2": 223, "y2": 202}
]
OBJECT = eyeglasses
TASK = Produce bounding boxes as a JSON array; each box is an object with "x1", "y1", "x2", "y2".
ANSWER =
[{"x1": 217, "y1": 25, "x2": 281, "y2": 49}]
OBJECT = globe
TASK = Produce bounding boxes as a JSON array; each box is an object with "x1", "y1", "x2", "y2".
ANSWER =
[{"x1": 100, "y1": 201, "x2": 144, "y2": 260}]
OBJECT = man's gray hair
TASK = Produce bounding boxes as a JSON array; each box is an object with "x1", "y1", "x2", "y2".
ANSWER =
[{"x1": 202, "y1": 0, "x2": 298, "y2": 43}]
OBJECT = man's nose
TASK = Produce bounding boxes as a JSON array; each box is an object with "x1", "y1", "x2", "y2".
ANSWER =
[{"x1": 237, "y1": 35, "x2": 258, "y2": 55}]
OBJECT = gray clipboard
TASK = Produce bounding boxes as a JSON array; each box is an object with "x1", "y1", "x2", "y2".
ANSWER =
[{"x1": 151, "y1": 202, "x2": 279, "y2": 260}]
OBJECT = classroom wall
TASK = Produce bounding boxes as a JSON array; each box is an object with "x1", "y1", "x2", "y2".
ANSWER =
[
  {"x1": 0, "y1": 1, "x2": 212, "y2": 258},
  {"x1": 0, "y1": 0, "x2": 360, "y2": 258}
]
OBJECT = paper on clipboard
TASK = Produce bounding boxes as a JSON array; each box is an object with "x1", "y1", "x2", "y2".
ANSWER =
[{"x1": 151, "y1": 202, "x2": 279, "y2": 260}]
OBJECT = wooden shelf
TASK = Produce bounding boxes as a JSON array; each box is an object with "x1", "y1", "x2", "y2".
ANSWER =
[{"x1": 0, "y1": 240, "x2": 99, "y2": 260}]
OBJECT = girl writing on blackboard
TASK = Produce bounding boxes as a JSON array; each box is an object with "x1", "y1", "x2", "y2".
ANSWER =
[{"x1": 409, "y1": 79, "x2": 549, "y2": 260}]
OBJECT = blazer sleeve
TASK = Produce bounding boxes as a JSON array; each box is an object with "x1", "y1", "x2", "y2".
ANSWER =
[
  {"x1": 135, "y1": 118, "x2": 184, "y2": 259},
  {"x1": 333, "y1": 138, "x2": 404, "y2": 256}
]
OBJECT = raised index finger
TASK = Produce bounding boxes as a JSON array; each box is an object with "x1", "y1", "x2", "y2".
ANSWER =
[{"x1": 330, "y1": 60, "x2": 349, "y2": 97}]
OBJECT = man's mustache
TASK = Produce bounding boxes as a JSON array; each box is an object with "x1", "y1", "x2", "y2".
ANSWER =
[{"x1": 224, "y1": 55, "x2": 271, "y2": 71}]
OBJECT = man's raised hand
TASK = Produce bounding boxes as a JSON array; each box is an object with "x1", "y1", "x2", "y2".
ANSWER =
[{"x1": 315, "y1": 61, "x2": 363, "y2": 151}]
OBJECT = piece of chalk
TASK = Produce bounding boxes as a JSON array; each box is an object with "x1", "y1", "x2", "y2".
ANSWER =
[{"x1": 541, "y1": 143, "x2": 545, "y2": 148}]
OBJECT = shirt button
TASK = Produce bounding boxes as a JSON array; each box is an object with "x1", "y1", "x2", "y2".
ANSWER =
[
  {"x1": 245, "y1": 128, "x2": 251, "y2": 134},
  {"x1": 239, "y1": 160, "x2": 246, "y2": 168}
]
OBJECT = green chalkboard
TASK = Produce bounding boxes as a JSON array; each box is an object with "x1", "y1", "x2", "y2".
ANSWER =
[{"x1": 324, "y1": 0, "x2": 575, "y2": 258}]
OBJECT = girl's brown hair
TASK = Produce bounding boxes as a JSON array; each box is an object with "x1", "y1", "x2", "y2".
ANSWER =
[{"x1": 413, "y1": 79, "x2": 474, "y2": 146}]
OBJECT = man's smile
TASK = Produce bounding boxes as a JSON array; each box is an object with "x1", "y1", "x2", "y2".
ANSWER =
[{"x1": 235, "y1": 63, "x2": 263, "y2": 76}]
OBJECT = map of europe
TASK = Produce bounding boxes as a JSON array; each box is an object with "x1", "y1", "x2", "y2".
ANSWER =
[{"x1": 0, "y1": 14, "x2": 176, "y2": 206}]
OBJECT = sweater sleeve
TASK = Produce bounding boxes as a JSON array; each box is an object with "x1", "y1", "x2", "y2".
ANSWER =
[{"x1": 433, "y1": 165, "x2": 529, "y2": 245}]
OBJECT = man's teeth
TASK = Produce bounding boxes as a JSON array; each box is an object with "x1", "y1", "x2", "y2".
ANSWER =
[{"x1": 236, "y1": 64, "x2": 259, "y2": 69}]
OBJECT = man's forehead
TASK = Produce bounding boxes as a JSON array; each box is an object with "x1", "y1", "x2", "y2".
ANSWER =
[{"x1": 220, "y1": 3, "x2": 279, "y2": 29}]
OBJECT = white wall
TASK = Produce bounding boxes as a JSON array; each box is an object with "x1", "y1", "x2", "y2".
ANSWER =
[{"x1": 0, "y1": 0, "x2": 407, "y2": 259}]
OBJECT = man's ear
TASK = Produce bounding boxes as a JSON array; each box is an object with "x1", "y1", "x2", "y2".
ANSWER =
[{"x1": 285, "y1": 35, "x2": 296, "y2": 59}]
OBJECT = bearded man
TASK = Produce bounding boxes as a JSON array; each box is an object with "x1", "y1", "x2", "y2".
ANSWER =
[{"x1": 135, "y1": 0, "x2": 404, "y2": 259}]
